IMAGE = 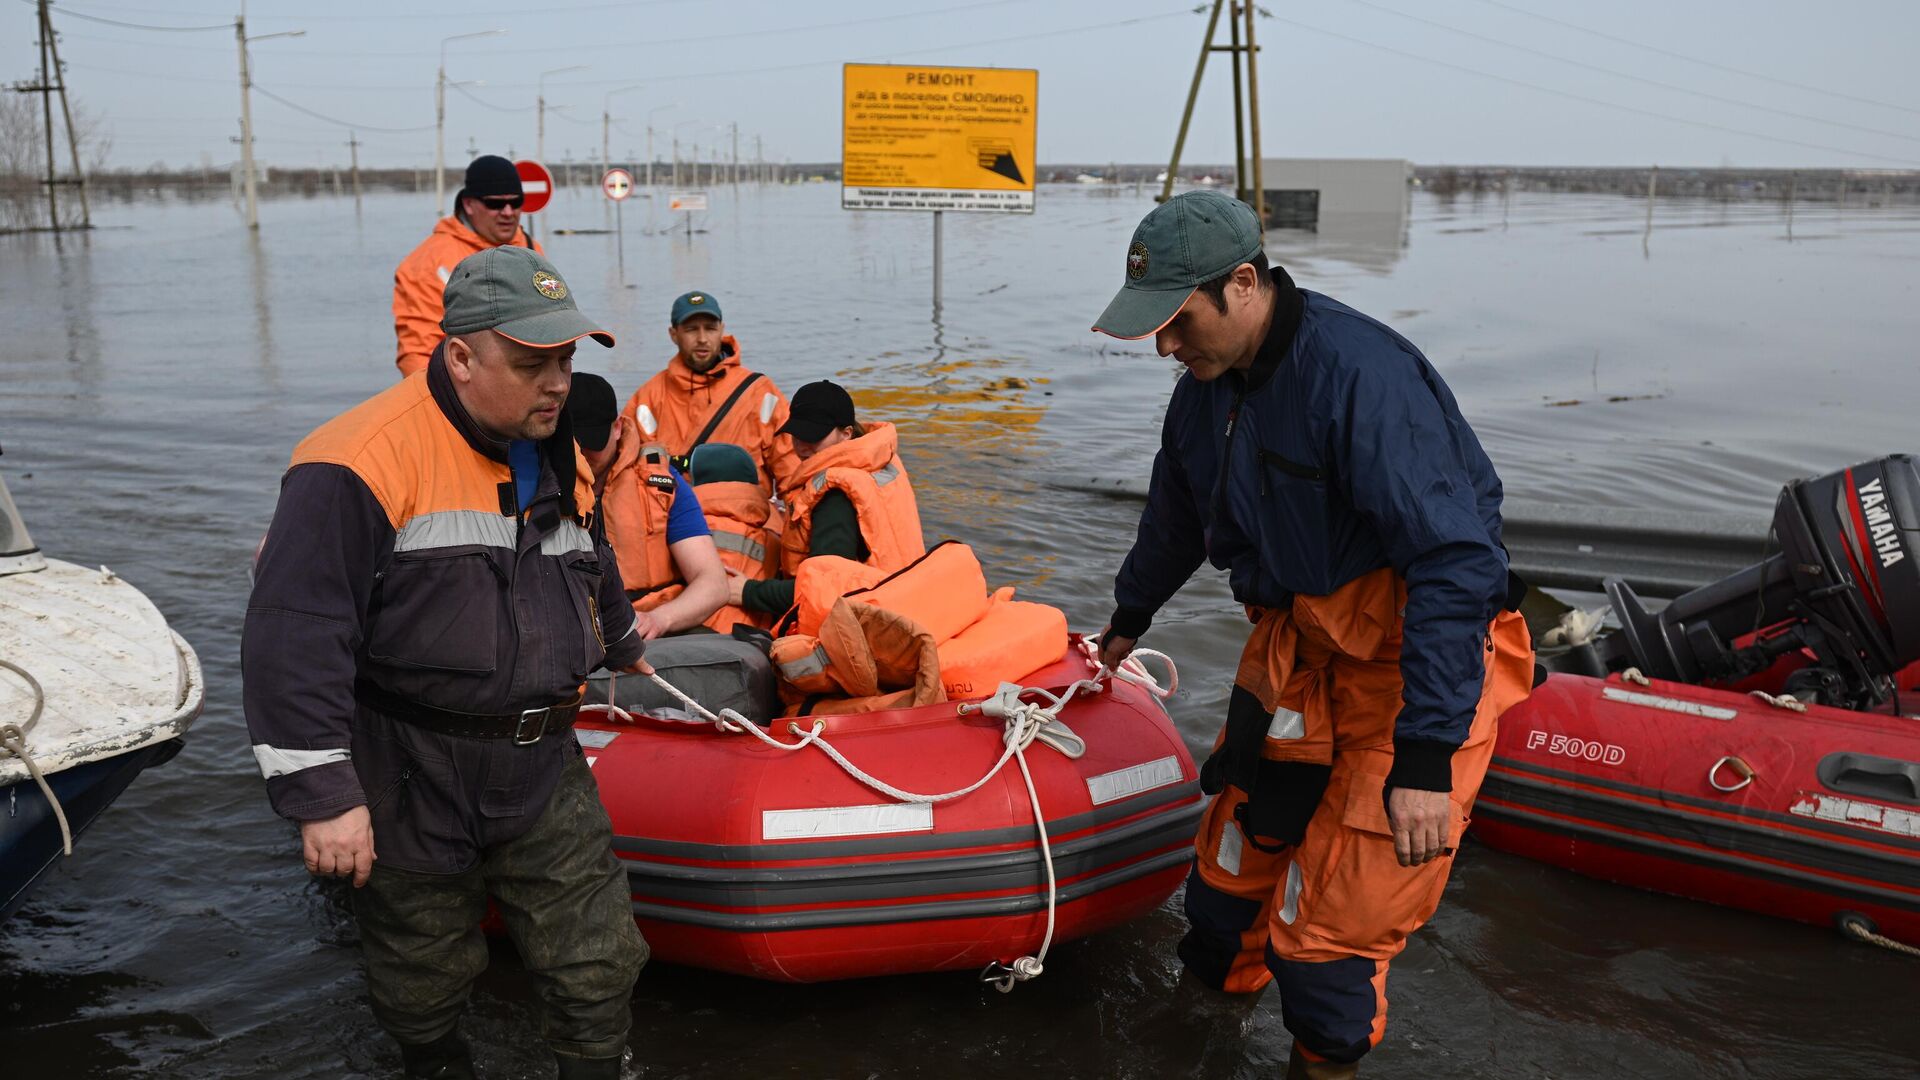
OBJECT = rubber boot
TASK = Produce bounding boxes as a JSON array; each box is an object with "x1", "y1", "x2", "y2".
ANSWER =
[
  {"x1": 397, "y1": 1030, "x2": 477, "y2": 1080},
  {"x1": 552, "y1": 1050, "x2": 627, "y2": 1080},
  {"x1": 1285, "y1": 1043, "x2": 1359, "y2": 1080}
]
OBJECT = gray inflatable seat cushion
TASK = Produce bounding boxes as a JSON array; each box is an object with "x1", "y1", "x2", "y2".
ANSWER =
[{"x1": 585, "y1": 633, "x2": 779, "y2": 725}]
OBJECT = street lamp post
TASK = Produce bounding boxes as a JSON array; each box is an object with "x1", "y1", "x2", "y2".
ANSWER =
[
  {"x1": 643, "y1": 102, "x2": 677, "y2": 189},
  {"x1": 603, "y1": 82, "x2": 646, "y2": 178},
  {"x1": 235, "y1": 17, "x2": 305, "y2": 230},
  {"x1": 537, "y1": 65, "x2": 588, "y2": 166},
  {"x1": 437, "y1": 30, "x2": 505, "y2": 213}
]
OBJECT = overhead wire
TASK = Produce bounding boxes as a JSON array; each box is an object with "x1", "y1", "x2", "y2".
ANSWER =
[
  {"x1": 1265, "y1": 10, "x2": 1920, "y2": 167},
  {"x1": 30, "y1": 2, "x2": 227, "y2": 32},
  {"x1": 250, "y1": 85, "x2": 436, "y2": 134},
  {"x1": 1340, "y1": 0, "x2": 1920, "y2": 146},
  {"x1": 1472, "y1": 0, "x2": 1920, "y2": 117}
]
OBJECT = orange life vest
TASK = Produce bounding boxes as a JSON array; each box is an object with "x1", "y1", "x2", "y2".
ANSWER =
[
  {"x1": 599, "y1": 430, "x2": 679, "y2": 599},
  {"x1": 633, "y1": 478, "x2": 785, "y2": 633},
  {"x1": 780, "y1": 422, "x2": 925, "y2": 576},
  {"x1": 769, "y1": 542, "x2": 1068, "y2": 713},
  {"x1": 621, "y1": 339, "x2": 798, "y2": 491}
]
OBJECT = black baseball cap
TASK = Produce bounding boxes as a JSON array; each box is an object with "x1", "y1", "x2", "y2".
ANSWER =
[
  {"x1": 566, "y1": 372, "x2": 619, "y2": 452},
  {"x1": 777, "y1": 381, "x2": 857, "y2": 443},
  {"x1": 459, "y1": 154, "x2": 523, "y2": 203}
]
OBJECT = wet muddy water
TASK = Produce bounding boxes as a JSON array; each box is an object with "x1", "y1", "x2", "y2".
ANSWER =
[{"x1": 4, "y1": 181, "x2": 1918, "y2": 1077}]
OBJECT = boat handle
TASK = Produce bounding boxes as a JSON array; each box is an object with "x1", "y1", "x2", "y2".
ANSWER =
[{"x1": 1708, "y1": 755, "x2": 1755, "y2": 793}]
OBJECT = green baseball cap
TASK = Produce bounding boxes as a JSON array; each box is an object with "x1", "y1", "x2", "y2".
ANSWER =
[
  {"x1": 670, "y1": 289, "x2": 722, "y2": 326},
  {"x1": 1092, "y1": 190, "x2": 1264, "y2": 340},
  {"x1": 441, "y1": 246, "x2": 615, "y2": 349}
]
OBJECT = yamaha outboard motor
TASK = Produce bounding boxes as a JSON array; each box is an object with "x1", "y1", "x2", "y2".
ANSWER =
[{"x1": 1602, "y1": 454, "x2": 1920, "y2": 709}]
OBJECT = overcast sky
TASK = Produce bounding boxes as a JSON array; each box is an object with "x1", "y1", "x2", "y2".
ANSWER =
[{"x1": 12, "y1": 0, "x2": 1919, "y2": 172}]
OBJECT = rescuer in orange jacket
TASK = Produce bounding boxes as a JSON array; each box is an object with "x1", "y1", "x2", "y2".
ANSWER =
[
  {"x1": 568, "y1": 372, "x2": 729, "y2": 636},
  {"x1": 1091, "y1": 193, "x2": 1534, "y2": 1079},
  {"x1": 391, "y1": 155, "x2": 542, "y2": 378},
  {"x1": 731, "y1": 380, "x2": 924, "y2": 619},
  {"x1": 619, "y1": 290, "x2": 799, "y2": 492}
]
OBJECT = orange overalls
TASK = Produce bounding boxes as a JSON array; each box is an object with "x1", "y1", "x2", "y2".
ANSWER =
[{"x1": 1180, "y1": 569, "x2": 1534, "y2": 1067}]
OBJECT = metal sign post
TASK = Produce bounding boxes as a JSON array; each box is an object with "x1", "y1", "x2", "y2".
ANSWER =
[
  {"x1": 601, "y1": 168, "x2": 634, "y2": 283},
  {"x1": 840, "y1": 63, "x2": 1037, "y2": 311}
]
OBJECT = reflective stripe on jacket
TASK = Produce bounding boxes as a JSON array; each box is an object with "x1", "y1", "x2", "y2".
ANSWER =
[
  {"x1": 1115, "y1": 277, "x2": 1510, "y2": 751},
  {"x1": 391, "y1": 214, "x2": 539, "y2": 377},
  {"x1": 242, "y1": 355, "x2": 643, "y2": 823},
  {"x1": 621, "y1": 337, "x2": 797, "y2": 490},
  {"x1": 780, "y1": 421, "x2": 925, "y2": 576}
]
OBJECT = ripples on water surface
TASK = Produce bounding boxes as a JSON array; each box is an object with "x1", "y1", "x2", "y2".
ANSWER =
[{"x1": 4, "y1": 183, "x2": 1917, "y2": 1078}]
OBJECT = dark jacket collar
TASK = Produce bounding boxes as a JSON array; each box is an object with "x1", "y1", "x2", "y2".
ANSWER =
[
  {"x1": 1240, "y1": 265, "x2": 1305, "y2": 395},
  {"x1": 427, "y1": 345, "x2": 581, "y2": 520}
]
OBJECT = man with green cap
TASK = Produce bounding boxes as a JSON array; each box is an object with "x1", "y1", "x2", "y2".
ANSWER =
[
  {"x1": 245, "y1": 245, "x2": 653, "y2": 1079},
  {"x1": 1091, "y1": 191, "x2": 1534, "y2": 1077}
]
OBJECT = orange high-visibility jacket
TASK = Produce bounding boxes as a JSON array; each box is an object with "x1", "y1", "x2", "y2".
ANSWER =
[
  {"x1": 601, "y1": 426, "x2": 785, "y2": 633},
  {"x1": 391, "y1": 216, "x2": 540, "y2": 377},
  {"x1": 621, "y1": 339, "x2": 798, "y2": 491},
  {"x1": 769, "y1": 542, "x2": 1068, "y2": 713},
  {"x1": 780, "y1": 422, "x2": 925, "y2": 576}
]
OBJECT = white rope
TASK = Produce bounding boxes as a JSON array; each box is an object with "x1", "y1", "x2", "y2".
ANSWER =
[
  {"x1": 1839, "y1": 913, "x2": 1920, "y2": 958},
  {"x1": 1621, "y1": 667, "x2": 1652, "y2": 687},
  {"x1": 0, "y1": 659, "x2": 73, "y2": 856},
  {"x1": 1749, "y1": 689, "x2": 1809, "y2": 713},
  {"x1": 580, "y1": 637, "x2": 1180, "y2": 991}
]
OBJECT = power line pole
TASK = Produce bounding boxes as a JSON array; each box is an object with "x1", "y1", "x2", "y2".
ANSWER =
[
  {"x1": 1158, "y1": 0, "x2": 1226, "y2": 203},
  {"x1": 347, "y1": 131, "x2": 362, "y2": 202},
  {"x1": 730, "y1": 122, "x2": 738, "y2": 187},
  {"x1": 1227, "y1": 2, "x2": 1246, "y2": 204},
  {"x1": 1242, "y1": 0, "x2": 1265, "y2": 226},
  {"x1": 755, "y1": 134, "x2": 763, "y2": 185},
  {"x1": 35, "y1": 0, "x2": 58, "y2": 229},
  {"x1": 234, "y1": 15, "x2": 259, "y2": 229},
  {"x1": 38, "y1": 0, "x2": 90, "y2": 228}
]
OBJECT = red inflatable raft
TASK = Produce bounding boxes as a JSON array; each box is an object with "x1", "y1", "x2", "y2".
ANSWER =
[
  {"x1": 576, "y1": 644, "x2": 1202, "y2": 983},
  {"x1": 1474, "y1": 664, "x2": 1920, "y2": 946}
]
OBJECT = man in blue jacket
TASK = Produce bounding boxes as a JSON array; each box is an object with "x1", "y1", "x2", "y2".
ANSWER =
[{"x1": 1093, "y1": 191, "x2": 1534, "y2": 1078}]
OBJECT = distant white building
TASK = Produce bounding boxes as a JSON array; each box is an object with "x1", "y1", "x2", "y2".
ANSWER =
[{"x1": 1258, "y1": 158, "x2": 1409, "y2": 233}]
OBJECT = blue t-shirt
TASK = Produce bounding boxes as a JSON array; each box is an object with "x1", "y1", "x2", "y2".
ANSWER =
[
  {"x1": 664, "y1": 465, "x2": 711, "y2": 544},
  {"x1": 508, "y1": 440, "x2": 541, "y2": 512}
]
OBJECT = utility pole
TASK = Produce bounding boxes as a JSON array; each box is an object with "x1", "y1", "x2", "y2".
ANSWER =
[
  {"x1": 755, "y1": 135, "x2": 763, "y2": 185},
  {"x1": 347, "y1": 131, "x2": 362, "y2": 201},
  {"x1": 691, "y1": 142, "x2": 699, "y2": 188},
  {"x1": 436, "y1": 31, "x2": 501, "y2": 215},
  {"x1": 1242, "y1": 0, "x2": 1264, "y2": 225},
  {"x1": 730, "y1": 122, "x2": 738, "y2": 187},
  {"x1": 537, "y1": 65, "x2": 588, "y2": 166},
  {"x1": 235, "y1": 12, "x2": 306, "y2": 230},
  {"x1": 35, "y1": 0, "x2": 58, "y2": 229},
  {"x1": 1158, "y1": 0, "x2": 1264, "y2": 224},
  {"x1": 35, "y1": 0, "x2": 91, "y2": 228},
  {"x1": 1158, "y1": 0, "x2": 1226, "y2": 203}
]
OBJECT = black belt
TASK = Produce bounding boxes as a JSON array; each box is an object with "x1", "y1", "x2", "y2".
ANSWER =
[{"x1": 357, "y1": 683, "x2": 585, "y2": 745}]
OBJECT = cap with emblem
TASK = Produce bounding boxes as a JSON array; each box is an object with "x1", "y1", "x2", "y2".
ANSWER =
[
  {"x1": 1091, "y1": 190, "x2": 1264, "y2": 340},
  {"x1": 441, "y1": 246, "x2": 615, "y2": 349},
  {"x1": 670, "y1": 290, "x2": 723, "y2": 326}
]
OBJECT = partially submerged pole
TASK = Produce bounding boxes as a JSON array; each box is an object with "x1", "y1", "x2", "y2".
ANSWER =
[
  {"x1": 1242, "y1": 0, "x2": 1264, "y2": 226},
  {"x1": 1158, "y1": 0, "x2": 1226, "y2": 203}
]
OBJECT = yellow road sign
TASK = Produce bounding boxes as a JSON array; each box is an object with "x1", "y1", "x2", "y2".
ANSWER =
[{"x1": 842, "y1": 63, "x2": 1037, "y2": 214}]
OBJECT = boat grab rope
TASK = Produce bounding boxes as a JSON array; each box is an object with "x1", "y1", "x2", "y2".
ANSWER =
[
  {"x1": 1838, "y1": 913, "x2": 1920, "y2": 959},
  {"x1": 587, "y1": 637, "x2": 1179, "y2": 992},
  {"x1": 0, "y1": 658, "x2": 73, "y2": 856},
  {"x1": 1748, "y1": 689, "x2": 1809, "y2": 713}
]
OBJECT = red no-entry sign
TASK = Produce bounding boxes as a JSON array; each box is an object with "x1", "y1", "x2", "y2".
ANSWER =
[{"x1": 515, "y1": 160, "x2": 554, "y2": 213}]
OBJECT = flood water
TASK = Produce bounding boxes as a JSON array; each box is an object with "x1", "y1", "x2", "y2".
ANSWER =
[{"x1": 4, "y1": 179, "x2": 1918, "y2": 1078}]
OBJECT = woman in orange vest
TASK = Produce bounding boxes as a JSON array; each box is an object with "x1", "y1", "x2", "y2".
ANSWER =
[{"x1": 731, "y1": 381, "x2": 924, "y2": 619}]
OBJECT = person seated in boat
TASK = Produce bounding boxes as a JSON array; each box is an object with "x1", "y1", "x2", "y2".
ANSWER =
[
  {"x1": 731, "y1": 380, "x2": 925, "y2": 620},
  {"x1": 620, "y1": 290, "x2": 799, "y2": 493},
  {"x1": 681, "y1": 443, "x2": 784, "y2": 632},
  {"x1": 568, "y1": 372, "x2": 728, "y2": 638}
]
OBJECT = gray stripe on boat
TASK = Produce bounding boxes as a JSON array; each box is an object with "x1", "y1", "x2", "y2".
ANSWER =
[
  {"x1": 613, "y1": 780, "x2": 1201, "y2": 862},
  {"x1": 629, "y1": 848, "x2": 1193, "y2": 932}
]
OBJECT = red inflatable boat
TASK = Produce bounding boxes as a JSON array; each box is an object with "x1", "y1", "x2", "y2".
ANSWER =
[
  {"x1": 1474, "y1": 454, "x2": 1920, "y2": 949},
  {"x1": 1475, "y1": 664, "x2": 1920, "y2": 945},
  {"x1": 577, "y1": 644, "x2": 1203, "y2": 983}
]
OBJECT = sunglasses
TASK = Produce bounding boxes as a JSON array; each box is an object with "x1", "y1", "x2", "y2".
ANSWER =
[{"x1": 476, "y1": 195, "x2": 524, "y2": 211}]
